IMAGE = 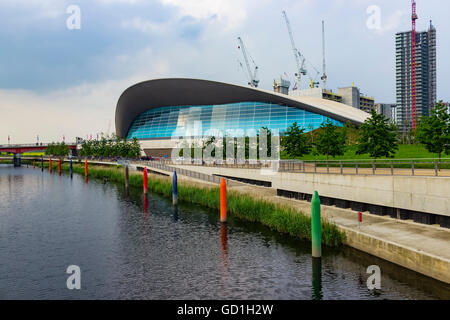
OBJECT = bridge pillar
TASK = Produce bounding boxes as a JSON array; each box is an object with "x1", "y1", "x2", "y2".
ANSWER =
[{"x1": 13, "y1": 153, "x2": 21, "y2": 167}]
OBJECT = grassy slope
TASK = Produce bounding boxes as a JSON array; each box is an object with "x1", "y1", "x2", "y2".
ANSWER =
[{"x1": 282, "y1": 144, "x2": 447, "y2": 161}]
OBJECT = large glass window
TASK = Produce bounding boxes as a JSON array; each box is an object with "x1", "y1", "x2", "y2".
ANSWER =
[{"x1": 126, "y1": 102, "x2": 342, "y2": 139}]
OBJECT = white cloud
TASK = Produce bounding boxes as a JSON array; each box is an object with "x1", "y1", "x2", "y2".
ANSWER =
[
  {"x1": 159, "y1": 0, "x2": 248, "y2": 30},
  {"x1": 96, "y1": 0, "x2": 144, "y2": 4},
  {"x1": 0, "y1": 49, "x2": 172, "y2": 144},
  {"x1": 0, "y1": 0, "x2": 66, "y2": 19},
  {"x1": 121, "y1": 17, "x2": 167, "y2": 34},
  {"x1": 376, "y1": 9, "x2": 405, "y2": 35}
]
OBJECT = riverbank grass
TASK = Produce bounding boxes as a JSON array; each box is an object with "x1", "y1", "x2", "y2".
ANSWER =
[{"x1": 35, "y1": 161, "x2": 346, "y2": 247}]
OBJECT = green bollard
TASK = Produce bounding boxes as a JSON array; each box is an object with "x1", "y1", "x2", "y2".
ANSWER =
[{"x1": 311, "y1": 191, "x2": 322, "y2": 258}]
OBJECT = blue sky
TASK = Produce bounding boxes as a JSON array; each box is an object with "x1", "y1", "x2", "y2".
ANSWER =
[{"x1": 1, "y1": 0, "x2": 449, "y2": 143}]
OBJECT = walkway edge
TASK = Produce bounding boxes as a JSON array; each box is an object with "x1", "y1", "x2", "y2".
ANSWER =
[{"x1": 340, "y1": 225, "x2": 450, "y2": 284}]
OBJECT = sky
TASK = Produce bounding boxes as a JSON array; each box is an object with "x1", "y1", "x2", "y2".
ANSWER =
[{"x1": 0, "y1": 0, "x2": 448, "y2": 144}]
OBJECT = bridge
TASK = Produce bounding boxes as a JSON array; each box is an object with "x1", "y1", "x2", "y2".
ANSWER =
[{"x1": 0, "y1": 143, "x2": 77, "y2": 166}]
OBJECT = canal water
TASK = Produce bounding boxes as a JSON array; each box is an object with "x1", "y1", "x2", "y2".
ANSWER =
[{"x1": 0, "y1": 165, "x2": 449, "y2": 300}]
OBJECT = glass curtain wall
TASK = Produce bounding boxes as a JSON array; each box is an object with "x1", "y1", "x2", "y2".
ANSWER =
[{"x1": 127, "y1": 102, "x2": 342, "y2": 139}]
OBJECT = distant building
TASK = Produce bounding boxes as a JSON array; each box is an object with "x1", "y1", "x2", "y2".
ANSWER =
[
  {"x1": 290, "y1": 85, "x2": 374, "y2": 113},
  {"x1": 116, "y1": 79, "x2": 369, "y2": 156},
  {"x1": 273, "y1": 77, "x2": 291, "y2": 95},
  {"x1": 289, "y1": 87, "x2": 343, "y2": 103},
  {"x1": 375, "y1": 103, "x2": 397, "y2": 122},
  {"x1": 337, "y1": 86, "x2": 375, "y2": 113},
  {"x1": 395, "y1": 21, "x2": 436, "y2": 133}
]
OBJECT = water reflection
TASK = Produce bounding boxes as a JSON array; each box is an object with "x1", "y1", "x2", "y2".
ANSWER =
[
  {"x1": 172, "y1": 205, "x2": 179, "y2": 222},
  {"x1": 312, "y1": 257, "x2": 322, "y2": 300},
  {"x1": 143, "y1": 194, "x2": 149, "y2": 217},
  {"x1": 0, "y1": 166, "x2": 448, "y2": 300},
  {"x1": 221, "y1": 223, "x2": 228, "y2": 254}
]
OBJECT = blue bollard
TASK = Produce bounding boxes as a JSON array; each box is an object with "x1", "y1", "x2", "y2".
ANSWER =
[
  {"x1": 70, "y1": 159, "x2": 73, "y2": 178},
  {"x1": 172, "y1": 171, "x2": 178, "y2": 206}
]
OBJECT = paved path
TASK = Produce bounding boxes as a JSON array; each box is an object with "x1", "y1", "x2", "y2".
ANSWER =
[{"x1": 231, "y1": 184, "x2": 450, "y2": 261}]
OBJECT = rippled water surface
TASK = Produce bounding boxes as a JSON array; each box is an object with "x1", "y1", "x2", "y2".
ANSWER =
[{"x1": 0, "y1": 166, "x2": 449, "y2": 299}]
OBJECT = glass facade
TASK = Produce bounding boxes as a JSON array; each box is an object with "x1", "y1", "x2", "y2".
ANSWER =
[{"x1": 127, "y1": 102, "x2": 342, "y2": 139}]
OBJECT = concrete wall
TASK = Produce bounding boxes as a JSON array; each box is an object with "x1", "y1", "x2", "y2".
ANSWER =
[
  {"x1": 338, "y1": 87, "x2": 360, "y2": 109},
  {"x1": 174, "y1": 165, "x2": 450, "y2": 217},
  {"x1": 343, "y1": 226, "x2": 450, "y2": 284}
]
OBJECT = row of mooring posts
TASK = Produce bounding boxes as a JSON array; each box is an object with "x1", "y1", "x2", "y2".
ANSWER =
[
  {"x1": 35, "y1": 157, "x2": 75, "y2": 179},
  {"x1": 34, "y1": 159, "x2": 322, "y2": 262},
  {"x1": 32, "y1": 158, "x2": 324, "y2": 298},
  {"x1": 135, "y1": 167, "x2": 322, "y2": 259}
]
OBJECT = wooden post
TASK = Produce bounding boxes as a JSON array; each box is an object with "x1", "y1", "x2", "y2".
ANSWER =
[
  {"x1": 143, "y1": 167, "x2": 148, "y2": 194},
  {"x1": 125, "y1": 165, "x2": 129, "y2": 190},
  {"x1": 311, "y1": 191, "x2": 321, "y2": 258},
  {"x1": 172, "y1": 171, "x2": 178, "y2": 206},
  {"x1": 220, "y1": 178, "x2": 227, "y2": 223}
]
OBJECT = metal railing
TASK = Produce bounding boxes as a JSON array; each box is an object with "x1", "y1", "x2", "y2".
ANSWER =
[
  {"x1": 279, "y1": 159, "x2": 450, "y2": 177},
  {"x1": 133, "y1": 158, "x2": 450, "y2": 177},
  {"x1": 132, "y1": 160, "x2": 223, "y2": 184},
  {"x1": 0, "y1": 142, "x2": 77, "y2": 148}
]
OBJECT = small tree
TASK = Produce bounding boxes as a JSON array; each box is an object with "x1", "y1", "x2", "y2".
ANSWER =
[
  {"x1": 45, "y1": 142, "x2": 69, "y2": 157},
  {"x1": 315, "y1": 119, "x2": 346, "y2": 160},
  {"x1": 415, "y1": 101, "x2": 450, "y2": 164},
  {"x1": 356, "y1": 109, "x2": 398, "y2": 160},
  {"x1": 282, "y1": 122, "x2": 311, "y2": 159},
  {"x1": 343, "y1": 120, "x2": 359, "y2": 146}
]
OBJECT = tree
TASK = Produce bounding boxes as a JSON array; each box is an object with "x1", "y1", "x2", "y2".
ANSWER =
[
  {"x1": 356, "y1": 109, "x2": 398, "y2": 160},
  {"x1": 343, "y1": 120, "x2": 359, "y2": 146},
  {"x1": 281, "y1": 122, "x2": 311, "y2": 158},
  {"x1": 260, "y1": 126, "x2": 272, "y2": 158},
  {"x1": 415, "y1": 101, "x2": 450, "y2": 163},
  {"x1": 315, "y1": 119, "x2": 346, "y2": 160},
  {"x1": 45, "y1": 142, "x2": 69, "y2": 157}
]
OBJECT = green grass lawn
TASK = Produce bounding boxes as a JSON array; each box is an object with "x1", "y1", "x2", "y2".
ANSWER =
[
  {"x1": 22, "y1": 152, "x2": 45, "y2": 156},
  {"x1": 281, "y1": 144, "x2": 448, "y2": 161}
]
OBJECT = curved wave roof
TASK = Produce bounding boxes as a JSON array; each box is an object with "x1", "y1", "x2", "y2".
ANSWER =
[{"x1": 115, "y1": 78, "x2": 370, "y2": 138}]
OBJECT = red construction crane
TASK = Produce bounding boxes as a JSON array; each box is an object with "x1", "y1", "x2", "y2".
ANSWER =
[{"x1": 411, "y1": 0, "x2": 418, "y2": 129}]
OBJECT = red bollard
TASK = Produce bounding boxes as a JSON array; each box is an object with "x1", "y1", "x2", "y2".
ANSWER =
[
  {"x1": 85, "y1": 160, "x2": 88, "y2": 179},
  {"x1": 220, "y1": 178, "x2": 227, "y2": 223},
  {"x1": 49, "y1": 158, "x2": 52, "y2": 174},
  {"x1": 143, "y1": 167, "x2": 148, "y2": 194},
  {"x1": 358, "y1": 211, "x2": 362, "y2": 228},
  {"x1": 33, "y1": 160, "x2": 35, "y2": 169},
  {"x1": 58, "y1": 159, "x2": 61, "y2": 176}
]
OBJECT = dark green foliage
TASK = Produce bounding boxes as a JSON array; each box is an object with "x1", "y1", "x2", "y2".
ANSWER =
[
  {"x1": 282, "y1": 122, "x2": 311, "y2": 158},
  {"x1": 415, "y1": 101, "x2": 450, "y2": 161},
  {"x1": 45, "y1": 142, "x2": 70, "y2": 157},
  {"x1": 80, "y1": 137, "x2": 141, "y2": 158},
  {"x1": 314, "y1": 119, "x2": 347, "y2": 160},
  {"x1": 343, "y1": 121, "x2": 359, "y2": 146},
  {"x1": 356, "y1": 109, "x2": 398, "y2": 159}
]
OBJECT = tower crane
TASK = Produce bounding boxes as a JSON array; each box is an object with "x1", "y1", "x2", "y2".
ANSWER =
[
  {"x1": 237, "y1": 37, "x2": 259, "y2": 88},
  {"x1": 411, "y1": 0, "x2": 418, "y2": 129},
  {"x1": 321, "y1": 20, "x2": 328, "y2": 89},
  {"x1": 282, "y1": 10, "x2": 307, "y2": 90}
]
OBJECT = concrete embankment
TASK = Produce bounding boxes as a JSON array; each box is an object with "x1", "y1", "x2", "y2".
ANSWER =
[
  {"x1": 27, "y1": 158, "x2": 450, "y2": 284},
  {"x1": 166, "y1": 164, "x2": 450, "y2": 284}
]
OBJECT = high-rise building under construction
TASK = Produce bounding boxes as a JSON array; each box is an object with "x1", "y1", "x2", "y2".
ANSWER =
[{"x1": 395, "y1": 21, "x2": 436, "y2": 133}]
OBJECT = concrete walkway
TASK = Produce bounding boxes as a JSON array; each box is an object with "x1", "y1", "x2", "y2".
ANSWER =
[
  {"x1": 231, "y1": 184, "x2": 450, "y2": 284},
  {"x1": 148, "y1": 163, "x2": 450, "y2": 284},
  {"x1": 67, "y1": 159, "x2": 450, "y2": 284}
]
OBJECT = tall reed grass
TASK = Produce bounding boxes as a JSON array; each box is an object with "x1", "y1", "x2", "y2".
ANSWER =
[{"x1": 40, "y1": 161, "x2": 346, "y2": 246}]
